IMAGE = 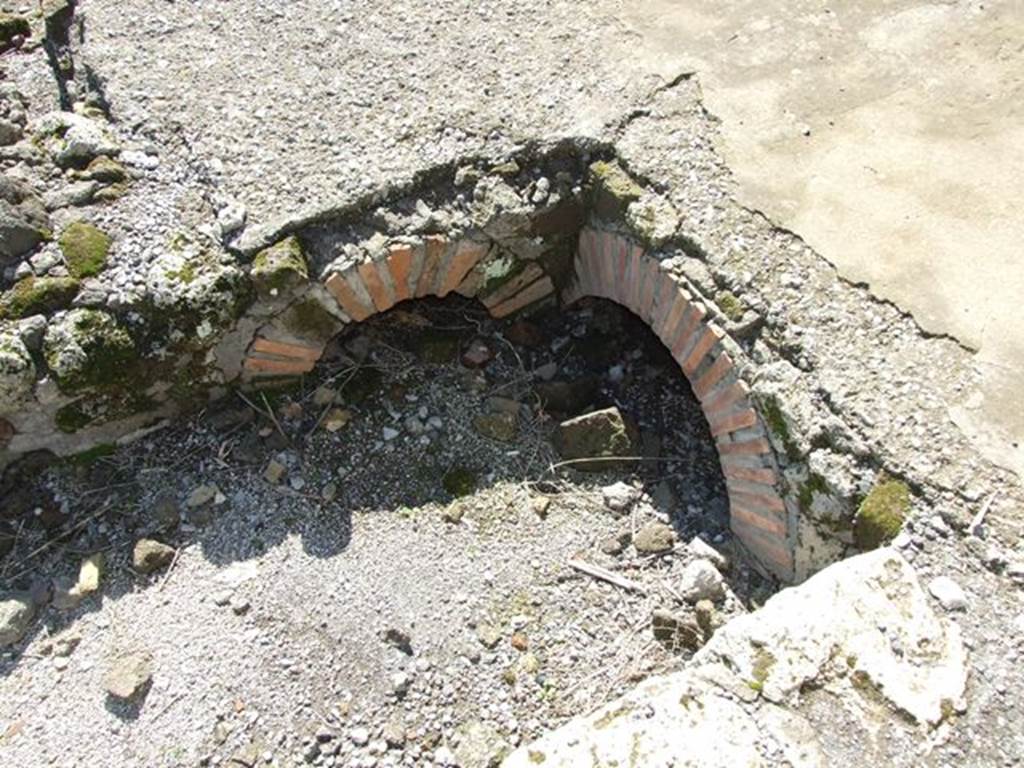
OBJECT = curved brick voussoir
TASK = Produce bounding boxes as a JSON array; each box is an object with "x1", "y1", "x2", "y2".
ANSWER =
[{"x1": 565, "y1": 226, "x2": 795, "y2": 582}]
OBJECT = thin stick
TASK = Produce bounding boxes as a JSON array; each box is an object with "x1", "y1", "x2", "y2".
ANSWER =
[
  {"x1": 968, "y1": 493, "x2": 996, "y2": 537},
  {"x1": 2, "y1": 501, "x2": 113, "y2": 580},
  {"x1": 568, "y1": 558, "x2": 646, "y2": 594},
  {"x1": 157, "y1": 548, "x2": 183, "y2": 592},
  {"x1": 547, "y1": 455, "x2": 682, "y2": 473}
]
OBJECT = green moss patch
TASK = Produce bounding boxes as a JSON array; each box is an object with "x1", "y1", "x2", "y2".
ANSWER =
[
  {"x1": 251, "y1": 236, "x2": 308, "y2": 295},
  {"x1": 442, "y1": 467, "x2": 477, "y2": 498},
  {"x1": 0, "y1": 276, "x2": 79, "y2": 319},
  {"x1": 854, "y1": 477, "x2": 910, "y2": 550},
  {"x1": 716, "y1": 290, "x2": 745, "y2": 322},
  {"x1": 59, "y1": 221, "x2": 112, "y2": 278},
  {"x1": 798, "y1": 473, "x2": 828, "y2": 513}
]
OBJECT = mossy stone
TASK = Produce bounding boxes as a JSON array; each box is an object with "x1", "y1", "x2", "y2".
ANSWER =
[
  {"x1": 854, "y1": 478, "x2": 910, "y2": 550},
  {"x1": 716, "y1": 291, "x2": 745, "y2": 322},
  {"x1": 43, "y1": 308, "x2": 135, "y2": 394},
  {"x1": 281, "y1": 298, "x2": 342, "y2": 341},
  {"x1": 59, "y1": 221, "x2": 112, "y2": 278},
  {"x1": 81, "y1": 156, "x2": 126, "y2": 183},
  {"x1": 589, "y1": 160, "x2": 644, "y2": 221},
  {"x1": 0, "y1": 276, "x2": 79, "y2": 319},
  {"x1": 553, "y1": 406, "x2": 639, "y2": 472},
  {"x1": 250, "y1": 236, "x2": 308, "y2": 295}
]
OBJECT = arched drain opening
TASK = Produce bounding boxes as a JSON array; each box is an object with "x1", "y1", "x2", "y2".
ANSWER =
[{"x1": 0, "y1": 288, "x2": 778, "y2": 758}]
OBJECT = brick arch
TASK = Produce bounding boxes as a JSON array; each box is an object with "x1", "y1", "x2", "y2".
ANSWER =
[
  {"x1": 563, "y1": 227, "x2": 794, "y2": 581},
  {"x1": 238, "y1": 227, "x2": 794, "y2": 582}
]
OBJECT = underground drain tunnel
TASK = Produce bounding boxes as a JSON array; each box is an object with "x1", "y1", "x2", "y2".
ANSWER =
[{"x1": 236, "y1": 224, "x2": 793, "y2": 582}]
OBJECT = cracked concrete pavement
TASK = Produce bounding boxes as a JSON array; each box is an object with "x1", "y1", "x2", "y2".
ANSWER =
[
  {"x1": 73, "y1": 0, "x2": 1023, "y2": 477},
  {"x1": 618, "y1": 0, "x2": 1024, "y2": 477}
]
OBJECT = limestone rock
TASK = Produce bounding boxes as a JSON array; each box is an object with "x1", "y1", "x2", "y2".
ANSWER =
[
  {"x1": 34, "y1": 111, "x2": 120, "y2": 168},
  {"x1": 552, "y1": 406, "x2": 638, "y2": 472},
  {"x1": 75, "y1": 553, "x2": 104, "y2": 595},
  {"x1": 42, "y1": 309, "x2": 134, "y2": 394},
  {"x1": 452, "y1": 720, "x2": 509, "y2": 768},
  {"x1": 700, "y1": 549, "x2": 967, "y2": 725},
  {"x1": 0, "y1": 593, "x2": 34, "y2": 646},
  {"x1": 132, "y1": 539, "x2": 175, "y2": 574},
  {"x1": 633, "y1": 522, "x2": 675, "y2": 554},
  {"x1": 505, "y1": 550, "x2": 967, "y2": 767},
  {"x1": 0, "y1": 193, "x2": 48, "y2": 264},
  {"x1": 679, "y1": 559, "x2": 726, "y2": 603},
  {"x1": 928, "y1": 576, "x2": 968, "y2": 611},
  {"x1": 104, "y1": 651, "x2": 153, "y2": 701},
  {"x1": 0, "y1": 326, "x2": 36, "y2": 411}
]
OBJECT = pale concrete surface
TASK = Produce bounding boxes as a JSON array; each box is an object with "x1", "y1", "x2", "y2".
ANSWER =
[{"x1": 618, "y1": 0, "x2": 1024, "y2": 477}]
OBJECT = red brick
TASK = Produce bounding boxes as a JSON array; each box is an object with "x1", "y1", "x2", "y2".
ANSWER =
[
  {"x1": 731, "y1": 521, "x2": 793, "y2": 574},
  {"x1": 358, "y1": 260, "x2": 395, "y2": 312},
  {"x1": 612, "y1": 237, "x2": 629, "y2": 304},
  {"x1": 440, "y1": 240, "x2": 487, "y2": 296},
  {"x1": 682, "y1": 323, "x2": 722, "y2": 376},
  {"x1": 716, "y1": 436, "x2": 772, "y2": 456},
  {"x1": 656, "y1": 290, "x2": 689, "y2": 344},
  {"x1": 387, "y1": 244, "x2": 415, "y2": 302},
  {"x1": 709, "y1": 407, "x2": 757, "y2": 437},
  {"x1": 650, "y1": 272, "x2": 677, "y2": 332},
  {"x1": 670, "y1": 305, "x2": 707, "y2": 360},
  {"x1": 251, "y1": 338, "x2": 322, "y2": 362},
  {"x1": 415, "y1": 235, "x2": 448, "y2": 297},
  {"x1": 636, "y1": 254, "x2": 657, "y2": 322},
  {"x1": 693, "y1": 353, "x2": 733, "y2": 400},
  {"x1": 728, "y1": 486, "x2": 786, "y2": 514},
  {"x1": 598, "y1": 231, "x2": 616, "y2": 296},
  {"x1": 490, "y1": 276, "x2": 554, "y2": 318},
  {"x1": 730, "y1": 502, "x2": 786, "y2": 536},
  {"x1": 704, "y1": 381, "x2": 749, "y2": 417},
  {"x1": 244, "y1": 356, "x2": 316, "y2": 375},
  {"x1": 723, "y1": 464, "x2": 777, "y2": 486},
  {"x1": 481, "y1": 262, "x2": 545, "y2": 308},
  {"x1": 325, "y1": 273, "x2": 373, "y2": 322}
]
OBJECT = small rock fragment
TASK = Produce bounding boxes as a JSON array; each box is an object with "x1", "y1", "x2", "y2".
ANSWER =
[
  {"x1": 187, "y1": 484, "x2": 219, "y2": 508},
  {"x1": 461, "y1": 338, "x2": 494, "y2": 368},
  {"x1": 104, "y1": 651, "x2": 153, "y2": 701},
  {"x1": 679, "y1": 559, "x2": 726, "y2": 603},
  {"x1": 601, "y1": 482, "x2": 638, "y2": 514},
  {"x1": 473, "y1": 412, "x2": 517, "y2": 442},
  {"x1": 75, "y1": 553, "x2": 104, "y2": 595},
  {"x1": 689, "y1": 536, "x2": 729, "y2": 573},
  {"x1": 263, "y1": 459, "x2": 287, "y2": 485},
  {"x1": 633, "y1": 522, "x2": 676, "y2": 554},
  {"x1": 651, "y1": 608, "x2": 703, "y2": 652},
  {"x1": 0, "y1": 594, "x2": 34, "y2": 647},
  {"x1": 928, "y1": 576, "x2": 968, "y2": 611},
  {"x1": 132, "y1": 539, "x2": 176, "y2": 574},
  {"x1": 383, "y1": 627, "x2": 414, "y2": 655}
]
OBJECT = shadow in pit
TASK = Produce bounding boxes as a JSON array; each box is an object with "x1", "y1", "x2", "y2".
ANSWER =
[{"x1": 0, "y1": 295, "x2": 746, "y2": 673}]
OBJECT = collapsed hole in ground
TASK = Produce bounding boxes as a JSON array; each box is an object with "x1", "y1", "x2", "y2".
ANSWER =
[{"x1": 1, "y1": 290, "x2": 777, "y2": 739}]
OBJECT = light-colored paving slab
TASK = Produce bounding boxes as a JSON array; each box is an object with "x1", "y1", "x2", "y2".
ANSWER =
[{"x1": 619, "y1": 0, "x2": 1024, "y2": 477}]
